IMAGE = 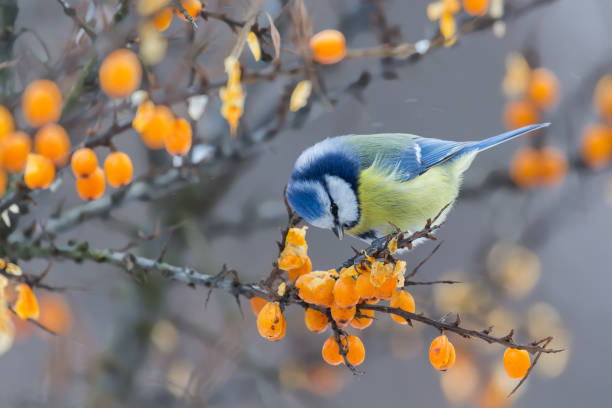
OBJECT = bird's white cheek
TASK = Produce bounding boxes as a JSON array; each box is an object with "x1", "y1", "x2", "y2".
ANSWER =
[
  {"x1": 325, "y1": 175, "x2": 359, "y2": 226},
  {"x1": 309, "y1": 215, "x2": 334, "y2": 230}
]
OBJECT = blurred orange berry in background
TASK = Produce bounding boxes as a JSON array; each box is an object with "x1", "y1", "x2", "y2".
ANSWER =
[
  {"x1": 141, "y1": 105, "x2": 174, "y2": 149},
  {"x1": 503, "y1": 347, "x2": 531, "y2": 378},
  {"x1": 429, "y1": 334, "x2": 456, "y2": 371},
  {"x1": 333, "y1": 276, "x2": 359, "y2": 308},
  {"x1": 153, "y1": 7, "x2": 173, "y2": 31},
  {"x1": 527, "y1": 68, "x2": 559, "y2": 110},
  {"x1": 304, "y1": 308, "x2": 328, "y2": 333},
  {"x1": 509, "y1": 146, "x2": 541, "y2": 188},
  {"x1": 503, "y1": 99, "x2": 540, "y2": 130},
  {"x1": 99, "y1": 49, "x2": 143, "y2": 99},
  {"x1": 104, "y1": 152, "x2": 133, "y2": 187},
  {"x1": 174, "y1": 0, "x2": 202, "y2": 21},
  {"x1": 580, "y1": 124, "x2": 612, "y2": 169},
  {"x1": 24, "y1": 154, "x2": 55, "y2": 189},
  {"x1": 0, "y1": 131, "x2": 32, "y2": 173},
  {"x1": 538, "y1": 147, "x2": 568, "y2": 186},
  {"x1": 330, "y1": 303, "x2": 356, "y2": 327},
  {"x1": 250, "y1": 297, "x2": 267, "y2": 316},
  {"x1": 0, "y1": 105, "x2": 14, "y2": 140},
  {"x1": 594, "y1": 74, "x2": 612, "y2": 122},
  {"x1": 389, "y1": 290, "x2": 415, "y2": 324},
  {"x1": 256, "y1": 302, "x2": 286, "y2": 341},
  {"x1": 14, "y1": 284, "x2": 39, "y2": 321},
  {"x1": 463, "y1": 0, "x2": 489, "y2": 15},
  {"x1": 75, "y1": 167, "x2": 106, "y2": 201},
  {"x1": 34, "y1": 123, "x2": 71, "y2": 166},
  {"x1": 71, "y1": 147, "x2": 98, "y2": 178},
  {"x1": 38, "y1": 293, "x2": 72, "y2": 334},
  {"x1": 0, "y1": 169, "x2": 6, "y2": 198},
  {"x1": 21, "y1": 79, "x2": 62, "y2": 127},
  {"x1": 165, "y1": 118, "x2": 192, "y2": 156},
  {"x1": 310, "y1": 29, "x2": 347, "y2": 65},
  {"x1": 132, "y1": 100, "x2": 155, "y2": 132}
]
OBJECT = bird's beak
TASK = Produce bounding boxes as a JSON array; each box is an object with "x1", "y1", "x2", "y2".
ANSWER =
[{"x1": 332, "y1": 224, "x2": 344, "y2": 240}]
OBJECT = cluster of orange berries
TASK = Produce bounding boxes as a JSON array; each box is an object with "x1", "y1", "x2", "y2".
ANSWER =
[
  {"x1": 132, "y1": 100, "x2": 193, "y2": 155},
  {"x1": 579, "y1": 75, "x2": 612, "y2": 169},
  {"x1": 70, "y1": 147, "x2": 133, "y2": 200},
  {"x1": 152, "y1": 0, "x2": 203, "y2": 31}
]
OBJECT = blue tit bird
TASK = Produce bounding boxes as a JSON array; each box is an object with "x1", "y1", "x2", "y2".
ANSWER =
[{"x1": 286, "y1": 123, "x2": 549, "y2": 242}]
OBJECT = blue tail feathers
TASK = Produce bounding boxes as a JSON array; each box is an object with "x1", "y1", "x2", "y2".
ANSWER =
[{"x1": 465, "y1": 123, "x2": 550, "y2": 154}]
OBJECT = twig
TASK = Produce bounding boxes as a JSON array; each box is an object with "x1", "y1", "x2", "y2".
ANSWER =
[{"x1": 55, "y1": 0, "x2": 96, "y2": 40}]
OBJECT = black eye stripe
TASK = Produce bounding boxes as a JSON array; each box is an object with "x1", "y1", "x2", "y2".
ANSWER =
[{"x1": 330, "y1": 201, "x2": 339, "y2": 219}]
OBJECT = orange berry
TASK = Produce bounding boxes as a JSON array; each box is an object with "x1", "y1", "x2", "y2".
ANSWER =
[
  {"x1": 141, "y1": 105, "x2": 174, "y2": 149},
  {"x1": 174, "y1": 0, "x2": 202, "y2": 21},
  {"x1": 310, "y1": 29, "x2": 347, "y2": 65},
  {"x1": 71, "y1": 147, "x2": 98, "y2": 177},
  {"x1": 509, "y1": 146, "x2": 540, "y2": 188},
  {"x1": 503, "y1": 348, "x2": 531, "y2": 378},
  {"x1": 0, "y1": 104, "x2": 14, "y2": 140},
  {"x1": 330, "y1": 303, "x2": 355, "y2": 327},
  {"x1": 539, "y1": 147, "x2": 567, "y2": 186},
  {"x1": 285, "y1": 226, "x2": 308, "y2": 246},
  {"x1": 463, "y1": 0, "x2": 489, "y2": 15},
  {"x1": 0, "y1": 169, "x2": 6, "y2": 198},
  {"x1": 527, "y1": 68, "x2": 559, "y2": 110},
  {"x1": 389, "y1": 290, "x2": 415, "y2": 325},
  {"x1": 304, "y1": 307, "x2": 328, "y2": 333},
  {"x1": 21, "y1": 79, "x2": 62, "y2": 127},
  {"x1": 34, "y1": 123, "x2": 71, "y2": 166},
  {"x1": 373, "y1": 276, "x2": 397, "y2": 300},
  {"x1": 345, "y1": 335, "x2": 366, "y2": 366},
  {"x1": 153, "y1": 7, "x2": 173, "y2": 31},
  {"x1": 75, "y1": 167, "x2": 106, "y2": 200},
  {"x1": 38, "y1": 294, "x2": 72, "y2": 334},
  {"x1": 256, "y1": 301, "x2": 286, "y2": 341},
  {"x1": 24, "y1": 153, "x2": 55, "y2": 189},
  {"x1": 104, "y1": 152, "x2": 133, "y2": 187},
  {"x1": 580, "y1": 124, "x2": 612, "y2": 169},
  {"x1": 99, "y1": 49, "x2": 142, "y2": 99},
  {"x1": 332, "y1": 275, "x2": 359, "y2": 308},
  {"x1": 132, "y1": 100, "x2": 155, "y2": 132},
  {"x1": 165, "y1": 117, "x2": 192, "y2": 156},
  {"x1": 0, "y1": 131, "x2": 32, "y2": 173},
  {"x1": 322, "y1": 336, "x2": 343, "y2": 366},
  {"x1": 429, "y1": 334, "x2": 456, "y2": 371},
  {"x1": 14, "y1": 283, "x2": 39, "y2": 320},
  {"x1": 355, "y1": 272, "x2": 375, "y2": 300},
  {"x1": 250, "y1": 297, "x2": 267, "y2": 316},
  {"x1": 350, "y1": 306, "x2": 374, "y2": 330},
  {"x1": 594, "y1": 74, "x2": 612, "y2": 122},
  {"x1": 295, "y1": 271, "x2": 336, "y2": 307},
  {"x1": 288, "y1": 257, "x2": 312, "y2": 282},
  {"x1": 503, "y1": 99, "x2": 540, "y2": 130}
]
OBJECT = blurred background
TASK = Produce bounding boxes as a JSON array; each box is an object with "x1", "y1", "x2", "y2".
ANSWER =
[{"x1": 1, "y1": 0, "x2": 611, "y2": 407}]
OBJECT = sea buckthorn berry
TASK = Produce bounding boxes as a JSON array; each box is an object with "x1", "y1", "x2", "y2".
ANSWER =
[
  {"x1": 333, "y1": 275, "x2": 359, "y2": 308},
  {"x1": 429, "y1": 334, "x2": 456, "y2": 371},
  {"x1": 76, "y1": 167, "x2": 106, "y2": 200},
  {"x1": 0, "y1": 131, "x2": 31, "y2": 173},
  {"x1": 463, "y1": 0, "x2": 489, "y2": 15},
  {"x1": 34, "y1": 123, "x2": 71, "y2": 166},
  {"x1": 0, "y1": 105, "x2": 14, "y2": 140},
  {"x1": 256, "y1": 302, "x2": 286, "y2": 341},
  {"x1": 104, "y1": 152, "x2": 133, "y2": 188},
  {"x1": 250, "y1": 297, "x2": 267, "y2": 316},
  {"x1": 71, "y1": 147, "x2": 98, "y2": 178},
  {"x1": 288, "y1": 256, "x2": 312, "y2": 282},
  {"x1": 21, "y1": 79, "x2": 62, "y2": 127},
  {"x1": 539, "y1": 147, "x2": 567, "y2": 186},
  {"x1": 527, "y1": 68, "x2": 559, "y2": 110},
  {"x1": 278, "y1": 246, "x2": 308, "y2": 270},
  {"x1": 165, "y1": 117, "x2": 192, "y2": 156},
  {"x1": 295, "y1": 271, "x2": 335, "y2": 307},
  {"x1": 141, "y1": 105, "x2": 174, "y2": 149},
  {"x1": 330, "y1": 303, "x2": 356, "y2": 327},
  {"x1": 174, "y1": 0, "x2": 202, "y2": 21},
  {"x1": 285, "y1": 226, "x2": 308, "y2": 247},
  {"x1": 38, "y1": 294, "x2": 72, "y2": 334},
  {"x1": 355, "y1": 272, "x2": 375, "y2": 300},
  {"x1": 309, "y1": 29, "x2": 347, "y2": 65},
  {"x1": 14, "y1": 284, "x2": 39, "y2": 320},
  {"x1": 503, "y1": 99, "x2": 540, "y2": 130},
  {"x1": 99, "y1": 49, "x2": 142, "y2": 99},
  {"x1": 580, "y1": 124, "x2": 612, "y2": 169},
  {"x1": 132, "y1": 100, "x2": 155, "y2": 132},
  {"x1": 305, "y1": 308, "x2": 328, "y2": 333},
  {"x1": 344, "y1": 335, "x2": 366, "y2": 366},
  {"x1": 373, "y1": 276, "x2": 397, "y2": 300},
  {"x1": 153, "y1": 7, "x2": 173, "y2": 31},
  {"x1": 509, "y1": 146, "x2": 540, "y2": 188},
  {"x1": 350, "y1": 306, "x2": 374, "y2": 329},
  {"x1": 0, "y1": 169, "x2": 6, "y2": 198},
  {"x1": 594, "y1": 74, "x2": 612, "y2": 121},
  {"x1": 322, "y1": 336, "x2": 343, "y2": 366},
  {"x1": 503, "y1": 348, "x2": 531, "y2": 378},
  {"x1": 24, "y1": 154, "x2": 55, "y2": 189},
  {"x1": 389, "y1": 290, "x2": 415, "y2": 325}
]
